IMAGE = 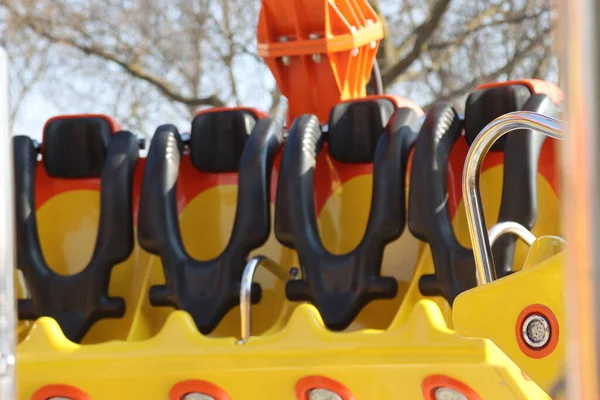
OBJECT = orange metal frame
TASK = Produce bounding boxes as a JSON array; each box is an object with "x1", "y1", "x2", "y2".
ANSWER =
[{"x1": 257, "y1": 0, "x2": 384, "y2": 125}]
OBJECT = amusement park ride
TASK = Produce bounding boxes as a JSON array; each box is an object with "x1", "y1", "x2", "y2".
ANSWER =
[{"x1": 0, "y1": 0, "x2": 599, "y2": 399}]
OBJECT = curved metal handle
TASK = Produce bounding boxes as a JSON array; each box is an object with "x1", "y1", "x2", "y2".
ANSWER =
[
  {"x1": 462, "y1": 111, "x2": 564, "y2": 286},
  {"x1": 238, "y1": 256, "x2": 290, "y2": 344},
  {"x1": 488, "y1": 221, "x2": 537, "y2": 247}
]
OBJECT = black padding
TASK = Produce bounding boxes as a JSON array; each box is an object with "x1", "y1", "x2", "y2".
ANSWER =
[
  {"x1": 408, "y1": 103, "x2": 478, "y2": 303},
  {"x1": 328, "y1": 98, "x2": 396, "y2": 163},
  {"x1": 190, "y1": 110, "x2": 257, "y2": 172},
  {"x1": 275, "y1": 107, "x2": 420, "y2": 330},
  {"x1": 492, "y1": 94, "x2": 558, "y2": 277},
  {"x1": 43, "y1": 116, "x2": 113, "y2": 178},
  {"x1": 138, "y1": 118, "x2": 283, "y2": 334},
  {"x1": 464, "y1": 84, "x2": 531, "y2": 151},
  {"x1": 14, "y1": 131, "x2": 139, "y2": 342}
]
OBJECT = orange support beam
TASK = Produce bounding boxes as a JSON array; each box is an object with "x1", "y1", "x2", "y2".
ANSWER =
[{"x1": 257, "y1": 0, "x2": 384, "y2": 126}]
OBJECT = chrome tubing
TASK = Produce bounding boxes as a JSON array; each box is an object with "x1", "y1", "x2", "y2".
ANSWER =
[
  {"x1": 488, "y1": 221, "x2": 537, "y2": 247},
  {"x1": 462, "y1": 111, "x2": 563, "y2": 286},
  {"x1": 239, "y1": 256, "x2": 290, "y2": 344},
  {"x1": 0, "y1": 48, "x2": 16, "y2": 399}
]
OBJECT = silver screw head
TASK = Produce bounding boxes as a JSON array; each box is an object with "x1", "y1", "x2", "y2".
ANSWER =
[
  {"x1": 182, "y1": 394, "x2": 216, "y2": 400},
  {"x1": 308, "y1": 389, "x2": 343, "y2": 400},
  {"x1": 522, "y1": 313, "x2": 551, "y2": 348},
  {"x1": 434, "y1": 387, "x2": 468, "y2": 400}
]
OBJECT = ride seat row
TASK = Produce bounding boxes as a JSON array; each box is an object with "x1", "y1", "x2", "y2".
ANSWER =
[{"x1": 12, "y1": 80, "x2": 562, "y2": 343}]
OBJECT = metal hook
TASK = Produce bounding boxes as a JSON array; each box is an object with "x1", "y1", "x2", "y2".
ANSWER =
[
  {"x1": 238, "y1": 256, "x2": 291, "y2": 344},
  {"x1": 488, "y1": 221, "x2": 537, "y2": 247},
  {"x1": 462, "y1": 111, "x2": 564, "y2": 286}
]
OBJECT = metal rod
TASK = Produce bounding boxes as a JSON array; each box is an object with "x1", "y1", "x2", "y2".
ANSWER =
[
  {"x1": 561, "y1": 0, "x2": 600, "y2": 397},
  {"x1": 462, "y1": 111, "x2": 563, "y2": 286},
  {"x1": 0, "y1": 47, "x2": 17, "y2": 399},
  {"x1": 238, "y1": 256, "x2": 289, "y2": 344},
  {"x1": 488, "y1": 221, "x2": 537, "y2": 247}
]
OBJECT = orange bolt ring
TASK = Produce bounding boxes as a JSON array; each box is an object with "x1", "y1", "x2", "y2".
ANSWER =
[
  {"x1": 169, "y1": 380, "x2": 231, "y2": 400},
  {"x1": 515, "y1": 304, "x2": 560, "y2": 359},
  {"x1": 295, "y1": 376, "x2": 356, "y2": 400},
  {"x1": 421, "y1": 375, "x2": 482, "y2": 400},
  {"x1": 31, "y1": 384, "x2": 92, "y2": 400}
]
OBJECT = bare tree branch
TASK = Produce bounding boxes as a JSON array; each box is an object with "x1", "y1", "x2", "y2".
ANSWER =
[
  {"x1": 425, "y1": 27, "x2": 551, "y2": 108},
  {"x1": 2, "y1": 0, "x2": 557, "y2": 133},
  {"x1": 381, "y1": 0, "x2": 452, "y2": 87}
]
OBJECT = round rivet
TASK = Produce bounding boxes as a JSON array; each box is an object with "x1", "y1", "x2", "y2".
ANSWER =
[
  {"x1": 522, "y1": 314, "x2": 551, "y2": 349},
  {"x1": 434, "y1": 387, "x2": 468, "y2": 400},
  {"x1": 289, "y1": 267, "x2": 300, "y2": 279},
  {"x1": 308, "y1": 388, "x2": 343, "y2": 400},
  {"x1": 182, "y1": 393, "x2": 216, "y2": 400}
]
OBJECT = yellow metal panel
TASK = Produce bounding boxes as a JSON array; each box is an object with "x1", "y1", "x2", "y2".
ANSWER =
[
  {"x1": 17, "y1": 300, "x2": 547, "y2": 399},
  {"x1": 453, "y1": 241, "x2": 566, "y2": 394}
]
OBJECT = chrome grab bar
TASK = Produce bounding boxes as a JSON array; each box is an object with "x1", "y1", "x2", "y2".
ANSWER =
[
  {"x1": 488, "y1": 221, "x2": 537, "y2": 247},
  {"x1": 238, "y1": 256, "x2": 291, "y2": 344},
  {"x1": 462, "y1": 111, "x2": 564, "y2": 285}
]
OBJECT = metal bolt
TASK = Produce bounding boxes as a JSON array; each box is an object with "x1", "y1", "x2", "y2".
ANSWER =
[
  {"x1": 351, "y1": 48, "x2": 359, "y2": 57},
  {"x1": 278, "y1": 36, "x2": 291, "y2": 66},
  {"x1": 522, "y1": 314, "x2": 551, "y2": 349},
  {"x1": 289, "y1": 267, "x2": 300, "y2": 279},
  {"x1": 308, "y1": 33, "x2": 322, "y2": 63},
  {"x1": 370, "y1": 41, "x2": 377, "y2": 49},
  {"x1": 434, "y1": 388, "x2": 468, "y2": 400},
  {"x1": 182, "y1": 394, "x2": 216, "y2": 400},
  {"x1": 308, "y1": 388, "x2": 343, "y2": 400}
]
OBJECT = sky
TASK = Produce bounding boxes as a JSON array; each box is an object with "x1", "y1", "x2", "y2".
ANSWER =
[
  {"x1": 12, "y1": 94, "x2": 60, "y2": 139},
  {"x1": 7, "y1": 47, "x2": 278, "y2": 142},
  {"x1": 2, "y1": 0, "x2": 409, "y2": 142}
]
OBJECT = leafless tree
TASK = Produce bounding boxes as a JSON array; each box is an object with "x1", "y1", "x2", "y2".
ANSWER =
[
  {"x1": 371, "y1": 0, "x2": 556, "y2": 108},
  {"x1": 0, "y1": 0, "x2": 556, "y2": 135}
]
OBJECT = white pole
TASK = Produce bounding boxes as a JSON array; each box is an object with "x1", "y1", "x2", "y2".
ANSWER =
[
  {"x1": 0, "y1": 47, "x2": 17, "y2": 399},
  {"x1": 561, "y1": 0, "x2": 600, "y2": 398}
]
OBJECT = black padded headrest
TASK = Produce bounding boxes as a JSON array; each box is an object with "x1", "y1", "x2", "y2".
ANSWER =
[
  {"x1": 190, "y1": 109, "x2": 257, "y2": 172},
  {"x1": 328, "y1": 98, "x2": 396, "y2": 163},
  {"x1": 464, "y1": 84, "x2": 531, "y2": 151},
  {"x1": 43, "y1": 116, "x2": 113, "y2": 178}
]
